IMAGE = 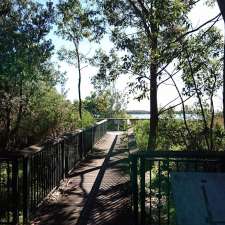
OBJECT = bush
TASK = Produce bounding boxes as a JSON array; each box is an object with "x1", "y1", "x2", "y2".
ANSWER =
[{"x1": 133, "y1": 113, "x2": 225, "y2": 151}]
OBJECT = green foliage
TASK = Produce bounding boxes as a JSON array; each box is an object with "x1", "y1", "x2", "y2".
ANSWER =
[
  {"x1": 93, "y1": 0, "x2": 194, "y2": 99},
  {"x1": 179, "y1": 28, "x2": 223, "y2": 98},
  {"x1": 56, "y1": 0, "x2": 105, "y2": 121},
  {"x1": 79, "y1": 111, "x2": 96, "y2": 128},
  {"x1": 8, "y1": 86, "x2": 96, "y2": 147},
  {"x1": 0, "y1": 0, "x2": 97, "y2": 149},
  {"x1": 83, "y1": 88, "x2": 128, "y2": 118},
  {"x1": 134, "y1": 114, "x2": 225, "y2": 151},
  {"x1": 90, "y1": 49, "x2": 122, "y2": 91},
  {"x1": 56, "y1": 0, "x2": 105, "y2": 43},
  {"x1": 133, "y1": 120, "x2": 149, "y2": 150},
  {"x1": 0, "y1": 0, "x2": 58, "y2": 149}
]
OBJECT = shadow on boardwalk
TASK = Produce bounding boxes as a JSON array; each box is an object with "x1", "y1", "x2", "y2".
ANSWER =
[
  {"x1": 78, "y1": 134, "x2": 134, "y2": 225},
  {"x1": 31, "y1": 133, "x2": 134, "y2": 225}
]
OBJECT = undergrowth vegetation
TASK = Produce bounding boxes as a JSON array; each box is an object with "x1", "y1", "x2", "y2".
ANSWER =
[{"x1": 134, "y1": 112, "x2": 225, "y2": 151}]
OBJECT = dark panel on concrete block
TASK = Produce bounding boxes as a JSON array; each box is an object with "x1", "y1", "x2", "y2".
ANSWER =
[{"x1": 171, "y1": 172, "x2": 225, "y2": 225}]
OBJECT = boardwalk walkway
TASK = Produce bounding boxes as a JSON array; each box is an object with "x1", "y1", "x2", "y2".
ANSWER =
[{"x1": 32, "y1": 132, "x2": 134, "y2": 225}]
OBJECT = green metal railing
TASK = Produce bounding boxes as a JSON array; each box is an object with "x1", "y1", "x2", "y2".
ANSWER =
[
  {"x1": 130, "y1": 151, "x2": 225, "y2": 225},
  {"x1": 0, "y1": 119, "x2": 108, "y2": 224}
]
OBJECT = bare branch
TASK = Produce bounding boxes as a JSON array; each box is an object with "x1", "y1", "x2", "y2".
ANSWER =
[
  {"x1": 156, "y1": 13, "x2": 221, "y2": 76},
  {"x1": 159, "y1": 96, "x2": 180, "y2": 113},
  {"x1": 158, "y1": 94, "x2": 194, "y2": 115},
  {"x1": 158, "y1": 69, "x2": 180, "y2": 86}
]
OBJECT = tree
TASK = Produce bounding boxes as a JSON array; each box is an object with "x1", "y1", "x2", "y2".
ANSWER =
[
  {"x1": 217, "y1": 0, "x2": 225, "y2": 129},
  {"x1": 83, "y1": 88, "x2": 128, "y2": 118},
  {"x1": 56, "y1": 0, "x2": 105, "y2": 123},
  {"x1": 94, "y1": 0, "x2": 202, "y2": 150},
  {"x1": 0, "y1": 0, "x2": 56, "y2": 150},
  {"x1": 178, "y1": 28, "x2": 223, "y2": 150}
]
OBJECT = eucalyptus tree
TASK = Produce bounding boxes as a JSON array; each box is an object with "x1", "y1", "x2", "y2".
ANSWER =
[
  {"x1": 0, "y1": 0, "x2": 56, "y2": 150},
  {"x1": 83, "y1": 88, "x2": 128, "y2": 118},
  {"x1": 56, "y1": 0, "x2": 105, "y2": 122},
  {"x1": 216, "y1": 0, "x2": 225, "y2": 129},
  {"x1": 94, "y1": 0, "x2": 203, "y2": 150},
  {"x1": 178, "y1": 28, "x2": 223, "y2": 150}
]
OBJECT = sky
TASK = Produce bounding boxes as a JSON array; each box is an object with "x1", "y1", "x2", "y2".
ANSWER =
[{"x1": 48, "y1": 0, "x2": 224, "y2": 111}]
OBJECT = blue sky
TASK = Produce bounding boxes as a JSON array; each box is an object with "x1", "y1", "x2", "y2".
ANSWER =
[{"x1": 45, "y1": 0, "x2": 224, "y2": 111}]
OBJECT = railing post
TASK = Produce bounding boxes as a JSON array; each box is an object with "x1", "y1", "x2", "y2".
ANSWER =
[
  {"x1": 65, "y1": 140, "x2": 69, "y2": 177},
  {"x1": 23, "y1": 157, "x2": 30, "y2": 224},
  {"x1": 79, "y1": 130, "x2": 84, "y2": 159},
  {"x1": 140, "y1": 157, "x2": 146, "y2": 225},
  {"x1": 91, "y1": 126, "x2": 94, "y2": 153},
  {"x1": 61, "y1": 140, "x2": 65, "y2": 179},
  {"x1": 12, "y1": 158, "x2": 19, "y2": 225},
  {"x1": 130, "y1": 155, "x2": 138, "y2": 225}
]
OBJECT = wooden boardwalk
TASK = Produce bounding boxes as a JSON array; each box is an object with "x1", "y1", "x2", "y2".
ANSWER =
[{"x1": 32, "y1": 132, "x2": 134, "y2": 225}]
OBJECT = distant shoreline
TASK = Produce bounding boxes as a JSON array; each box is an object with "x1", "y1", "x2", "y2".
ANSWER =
[{"x1": 126, "y1": 110, "x2": 150, "y2": 114}]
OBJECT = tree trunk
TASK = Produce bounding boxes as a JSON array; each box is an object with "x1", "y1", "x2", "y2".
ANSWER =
[
  {"x1": 2, "y1": 106, "x2": 11, "y2": 151},
  {"x1": 148, "y1": 15, "x2": 159, "y2": 151},
  {"x1": 74, "y1": 40, "x2": 82, "y2": 122},
  {"x1": 148, "y1": 62, "x2": 158, "y2": 151},
  {"x1": 223, "y1": 41, "x2": 225, "y2": 129},
  {"x1": 217, "y1": 0, "x2": 225, "y2": 129}
]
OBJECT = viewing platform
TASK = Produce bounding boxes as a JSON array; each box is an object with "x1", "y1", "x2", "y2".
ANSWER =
[
  {"x1": 31, "y1": 131, "x2": 133, "y2": 225},
  {"x1": 1, "y1": 119, "x2": 225, "y2": 225}
]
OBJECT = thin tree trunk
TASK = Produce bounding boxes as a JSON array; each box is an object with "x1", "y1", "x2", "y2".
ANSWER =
[
  {"x1": 165, "y1": 70, "x2": 194, "y2": 149},
  {"x1": 184, "y1": 47, "x2": 210, "y2": 151},
  {"x1": 210, "y1": 94, "x2": 215, "y2": 151},
  {"x1": 9, "y1": 77, "x2": 23, "y2": 148},
  {"x1": 74, "y1": 40, "x2": 82, "y2": 122},
  {"x1": 3, "y1": 106, "x2": 11, "y2": 150},
  {"x1": 209, "y1": 76, "x2": 217, "y2": 151}
]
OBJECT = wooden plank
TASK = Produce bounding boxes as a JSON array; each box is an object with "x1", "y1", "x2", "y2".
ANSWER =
[{"x1": 171, "y1": 172, "x2": 225, "y2": 225}]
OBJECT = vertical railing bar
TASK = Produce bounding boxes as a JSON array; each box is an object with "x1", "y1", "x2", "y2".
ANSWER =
[
  {"x1": 41, "y1": 152, "x2": 44, "y2": 202},
  {"x1": 158, "y1": 160, "x2": 161, "y2": 225},
  {"x1": 149, "y1": 159, "x2": 152, "y2": 225},
  {"x1": 167, "y1": 159, "x2": 170, "y2": 225},
  {"x1": 50, "y1": 145, "x2": 53, "y2": 190},
  {"x1": 194, "y1": 159, "x2": 198, "y2": 172},
  {"x1": 131, "y1": 155, "x2": 138, "y2": 225},
  {"x1": 53, "y1": 144, "x2": 55, "y2": 189},
  {"x1": 140, "y1": 157, "x2": 146, "y2": 225},
  {"x1": 91, "y1": 126, "x2": 94, "y2": 153},
  {"x1": 34, "y1": 155, "x2": 37, "y2": 208},
  {"x1": 6, "y1": 161, "x2": 10, "y2": 223},
  {"x1": 185, "y1": 160, "x2": 189, "y2": 172},
  {"x1": 44, "y1": 151, "x2": 47, "y2": 199},
  {"x1": 176, "y1": 160, "x2": 179, "y2": 172},
  {"x1": 32, "y1": 156, "x2": 35, "y2": 211},
  {"x1": 37, "y1": 153, "x2": 40, "y2": 205},
  {"x1": 12, "y1": 158, "x2": 19, "y2": 224},
  {"x1": 23, "y1": 156, "x2": 30, "y2": 224},
  {"x1": 61, "y1": 140, "x2": 65, "y2": 180}
]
